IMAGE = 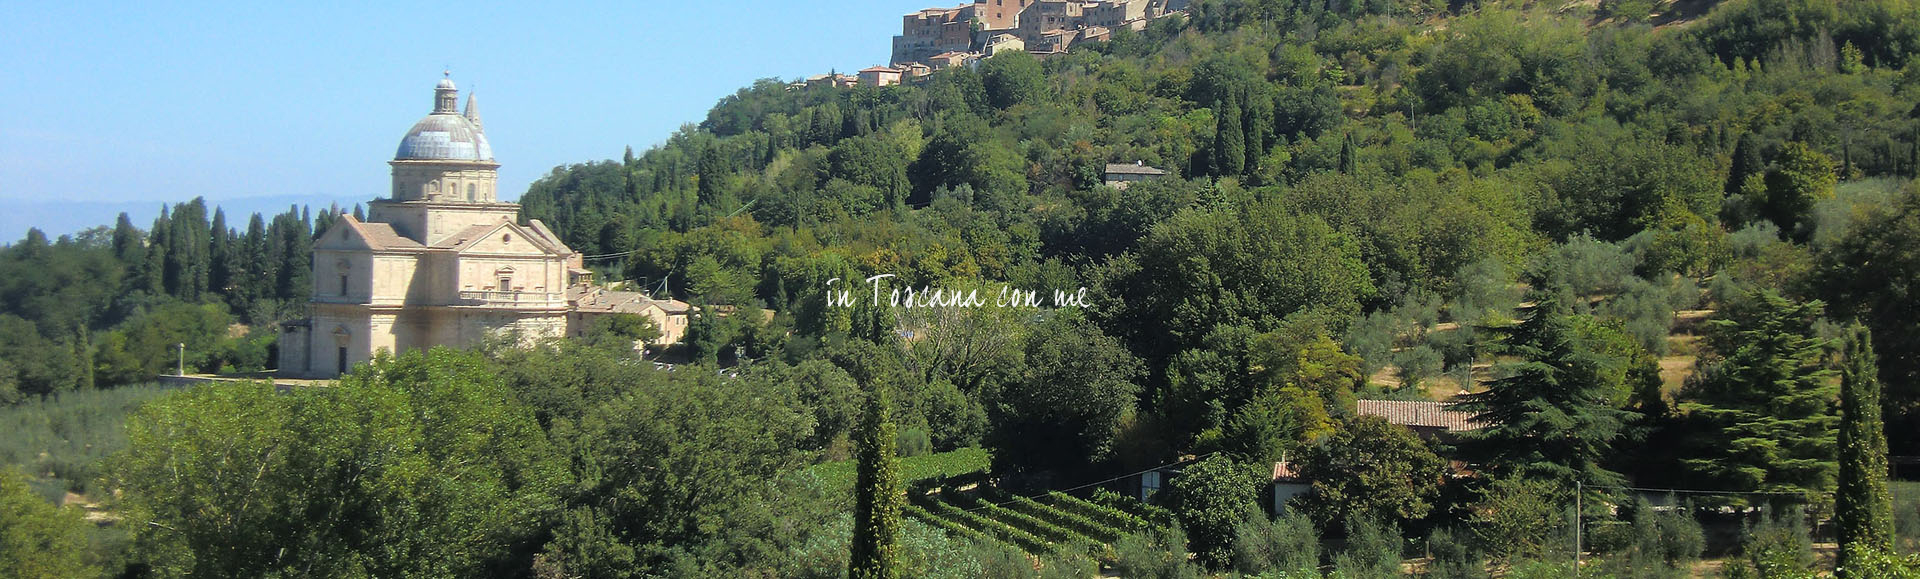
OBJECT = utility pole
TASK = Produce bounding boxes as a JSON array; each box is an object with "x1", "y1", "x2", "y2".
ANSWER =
[
  {"x1": 177, "y1": 342, "x2": 186, "y2": 376},
  {"x1": 1574, "y1": 479, "x2": 1583, "y2": 572}
]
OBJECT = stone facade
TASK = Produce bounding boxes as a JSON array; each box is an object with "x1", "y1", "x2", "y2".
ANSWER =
[
  {"x1": 279, "y1": 76, "x2": 690, "y2": 378},
  {"x1": 891, "y1": 5, "x2": 977, "y2": 66}
]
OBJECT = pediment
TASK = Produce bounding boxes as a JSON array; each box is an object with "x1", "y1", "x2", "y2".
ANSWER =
[{"x1": 441, "y1": 221, "x2": 563, "y2": 256}]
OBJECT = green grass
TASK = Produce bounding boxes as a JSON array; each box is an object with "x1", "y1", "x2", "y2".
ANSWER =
[
  {"x1": 0, "y1": 383, "x2": 182, "y2": 496},
  {"x1": 807, "y1": 447, "x2": 991, "y2": 491}
]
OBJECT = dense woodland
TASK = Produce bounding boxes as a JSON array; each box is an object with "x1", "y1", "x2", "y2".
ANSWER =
[
  {"x1": 0, "y1": 200, "x2": 353, "y2": 404},
  {"x1": 8, "y1": 0, "x2": 1920, "y2": 576}
]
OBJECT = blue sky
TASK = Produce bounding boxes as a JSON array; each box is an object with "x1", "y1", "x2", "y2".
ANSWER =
[{"x1": 0, "y1": 0, "x2": 932, "y2": 238}]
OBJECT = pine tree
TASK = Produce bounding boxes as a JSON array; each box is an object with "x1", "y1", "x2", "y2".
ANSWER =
[
  {"x1": 1451, "y1": 296, "x2": 1640, "y2": 486},
  {"x1": 849, "y1": 383, "x2": 902, "y2": 579},
  {"x1": 1835, "y1": 324, "x2": 1892, "y2": 574},
  {"x1": 1678, "y1": 291, "x2": 1838, "y2": 498}
]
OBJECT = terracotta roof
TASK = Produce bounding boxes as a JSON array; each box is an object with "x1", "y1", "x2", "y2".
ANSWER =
[
  {"x1": 333, "y1": 215, "x2": 422, "y2": 250},
  {"x1": 355, "y1": 222, "x2": 422, "y2": 249},
  {"x1": 1271, "y1": 461, "x2": 1302, "y2": 481},
  {"x1": 1355, "y1": 400, "x2": 1483, "y2": 432},
  {"x1": 526, "y1": 219, "x2": 574, "y2": 254},
  {"x1": 432, "y1": 223, "x2": 506, "y2": 250},
  {"x1": 567, "y1": 287, "x2": 695, "y2": 316},
  {"x1": 860, "y1": 66, "x2": 901, "y2": 73}
]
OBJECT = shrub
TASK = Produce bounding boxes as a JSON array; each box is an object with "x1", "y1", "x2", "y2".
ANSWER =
[
  {"x1": 1231, "y1": 509, "x2": 1319, "y2": 575},
  {"x1": 1112, "y1": 525, "x2": 1201, "y2": 579},
  {"x1": 1332, "y1": 517, "x2": 1402, "y2": 578}
]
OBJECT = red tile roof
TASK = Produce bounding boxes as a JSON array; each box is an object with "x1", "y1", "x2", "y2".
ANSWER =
[{"x1": 1355, "y1": 399, "x2": 1483, "y2": 432}]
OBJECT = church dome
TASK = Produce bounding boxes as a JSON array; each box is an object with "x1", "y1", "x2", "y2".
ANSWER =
[{"x1": 395, "y1": 76, "x2": 493, "y2": 162}]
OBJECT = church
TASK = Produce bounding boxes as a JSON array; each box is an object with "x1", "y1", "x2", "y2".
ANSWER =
[{"x1": 279, "y1": 76, "x2": 690, "y2": 378}]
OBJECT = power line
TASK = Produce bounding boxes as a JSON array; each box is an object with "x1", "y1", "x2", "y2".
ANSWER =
[{"x1": 1585, "y1": 484, "x2": 1835, "y2": 497}]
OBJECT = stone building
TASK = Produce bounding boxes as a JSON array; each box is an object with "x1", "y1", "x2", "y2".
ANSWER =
[
  {"x1": 891, "y1": 5, "x2": 977, "y2": 66},
  {"x1": 973, "y1": 0, "x2": 1033, "y2": 31},
  {"x1": 279, "y1": 76, "x2": 689, "y2": 378}
]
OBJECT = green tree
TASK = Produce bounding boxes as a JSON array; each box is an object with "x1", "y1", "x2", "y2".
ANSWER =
[
  {"x1": 1763, "y1": 142, "x2": 1838, "y2": 236},
  {"x1": 850, "y1": 383, "x2": 902, "y2": 579},
  {"x1": 986, "y1": 310, "x2": 1142, "y2": 474},
  {"x1": 0, "y1": 469, "x2": 95, "y2": 579},
  {"x1": 1835, "y1": 324, "x2": 1893, "y2": 575},
  {"x1": 1293, "y1": 416, "x2": 1445, "y2": 532},
  {"x1": 1677, "y1": 291, "x2": 1838, "y2": 499},
  {"x1": 1211, "y1": 96, "x2": 1246, "y2": 176},
  {"x1": 581, "y1": 313, "x2": 662, "y2": 353},
  {"x1": 1231, "y1": 510, "x2": 1319, "y2": 575},
  {"x1": 1339, "y1": 131, "x2": 1358, "y2": 174},
  {"x1": 1167, "y1": 454, "x2": 1264, "y2": 569},
  {"x1": 1451, "y1": 299, "x2": 1643, "y2": 486},
  {"x1": 1815, "y1": 188, "x2": 1920, "y2": 453},
  {"x1": 1470, "y1": 475, "x2": 1565, "y2": 563},
  {"x1": 115, "y1": 349, "x2": 566, "y2": 578},
  {"x1": 979, "y1": 50, "x2": 1043, "y2": 109}
]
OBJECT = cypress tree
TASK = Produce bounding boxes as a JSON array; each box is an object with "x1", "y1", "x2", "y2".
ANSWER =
[
  {"x1": 1212, "y1": 96, "x2": 1245, "y2": 176},
  {"x1": 1727, "y1": 132, "x2": 1765, "y2": 196},
  {"x1": 1835, "y1": 324, "x2": 1892, "y2": 574},
  {"x1": 849, "y1": 383, "x2": 902, "y2": 579},
  {"x1": 697, "y1": 144, "x2": 727, "y2": 206},
  {"x1": 1339, "y1": 132, "x2": 1358, "y2": 174},
  {"x1": 209, "y1": 208, "x2": 233, "y2": 296},
  {"x1": 1243, "y1": 86, "x2": 1273, "y2": 173},
  {"x1": 145, "y1": 207, "x2": 171, "y2": 296},
  {"x1": 111, "y1": 212, "x2": 144, "y2": 268}
]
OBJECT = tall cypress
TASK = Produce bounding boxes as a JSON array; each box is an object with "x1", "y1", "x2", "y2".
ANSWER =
[
  {"x1": 145, "y1": 207, "x2": 171, "y2": 296},
  {"x1": 1243, "y1": 85, "x2": 1272, "y2": 174},
  {"x1": 1339, "y1": 131, "x2": 1358, "y2": 174},
  {"x1": 209, "y1": 208, "x2": 233, "y2": 297},
  {"x1": 849, "y1": 383, "x2": 901, "y2": 579},
  {"x1": 1835, "y1": 324, "x2": 1892, "y2": 573},
  {"x1": 1727, "y1": 132, "x2": 1765, "y2": 196},
  {"x1": 1212, "y1": 96, "x2": 1245, "y2": 176}
]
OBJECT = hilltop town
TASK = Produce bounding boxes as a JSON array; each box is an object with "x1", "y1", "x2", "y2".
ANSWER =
[{"x1": 805, "y1": 0, "x2": 1188, "y2": 88}]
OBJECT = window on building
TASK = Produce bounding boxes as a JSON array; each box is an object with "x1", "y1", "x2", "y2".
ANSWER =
[
  {"x1": 339, "y1": 274, "x2": 348, "y2": 296},
  {"x1": 499, "y1": 276, "x2": 512, "y2": 291},
  {"x1": 468, "y1": 183, "x2": 476, "y2": 201},
  {"x1": 337, "y1": 346, "x2": 349, "y2": 375}
]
